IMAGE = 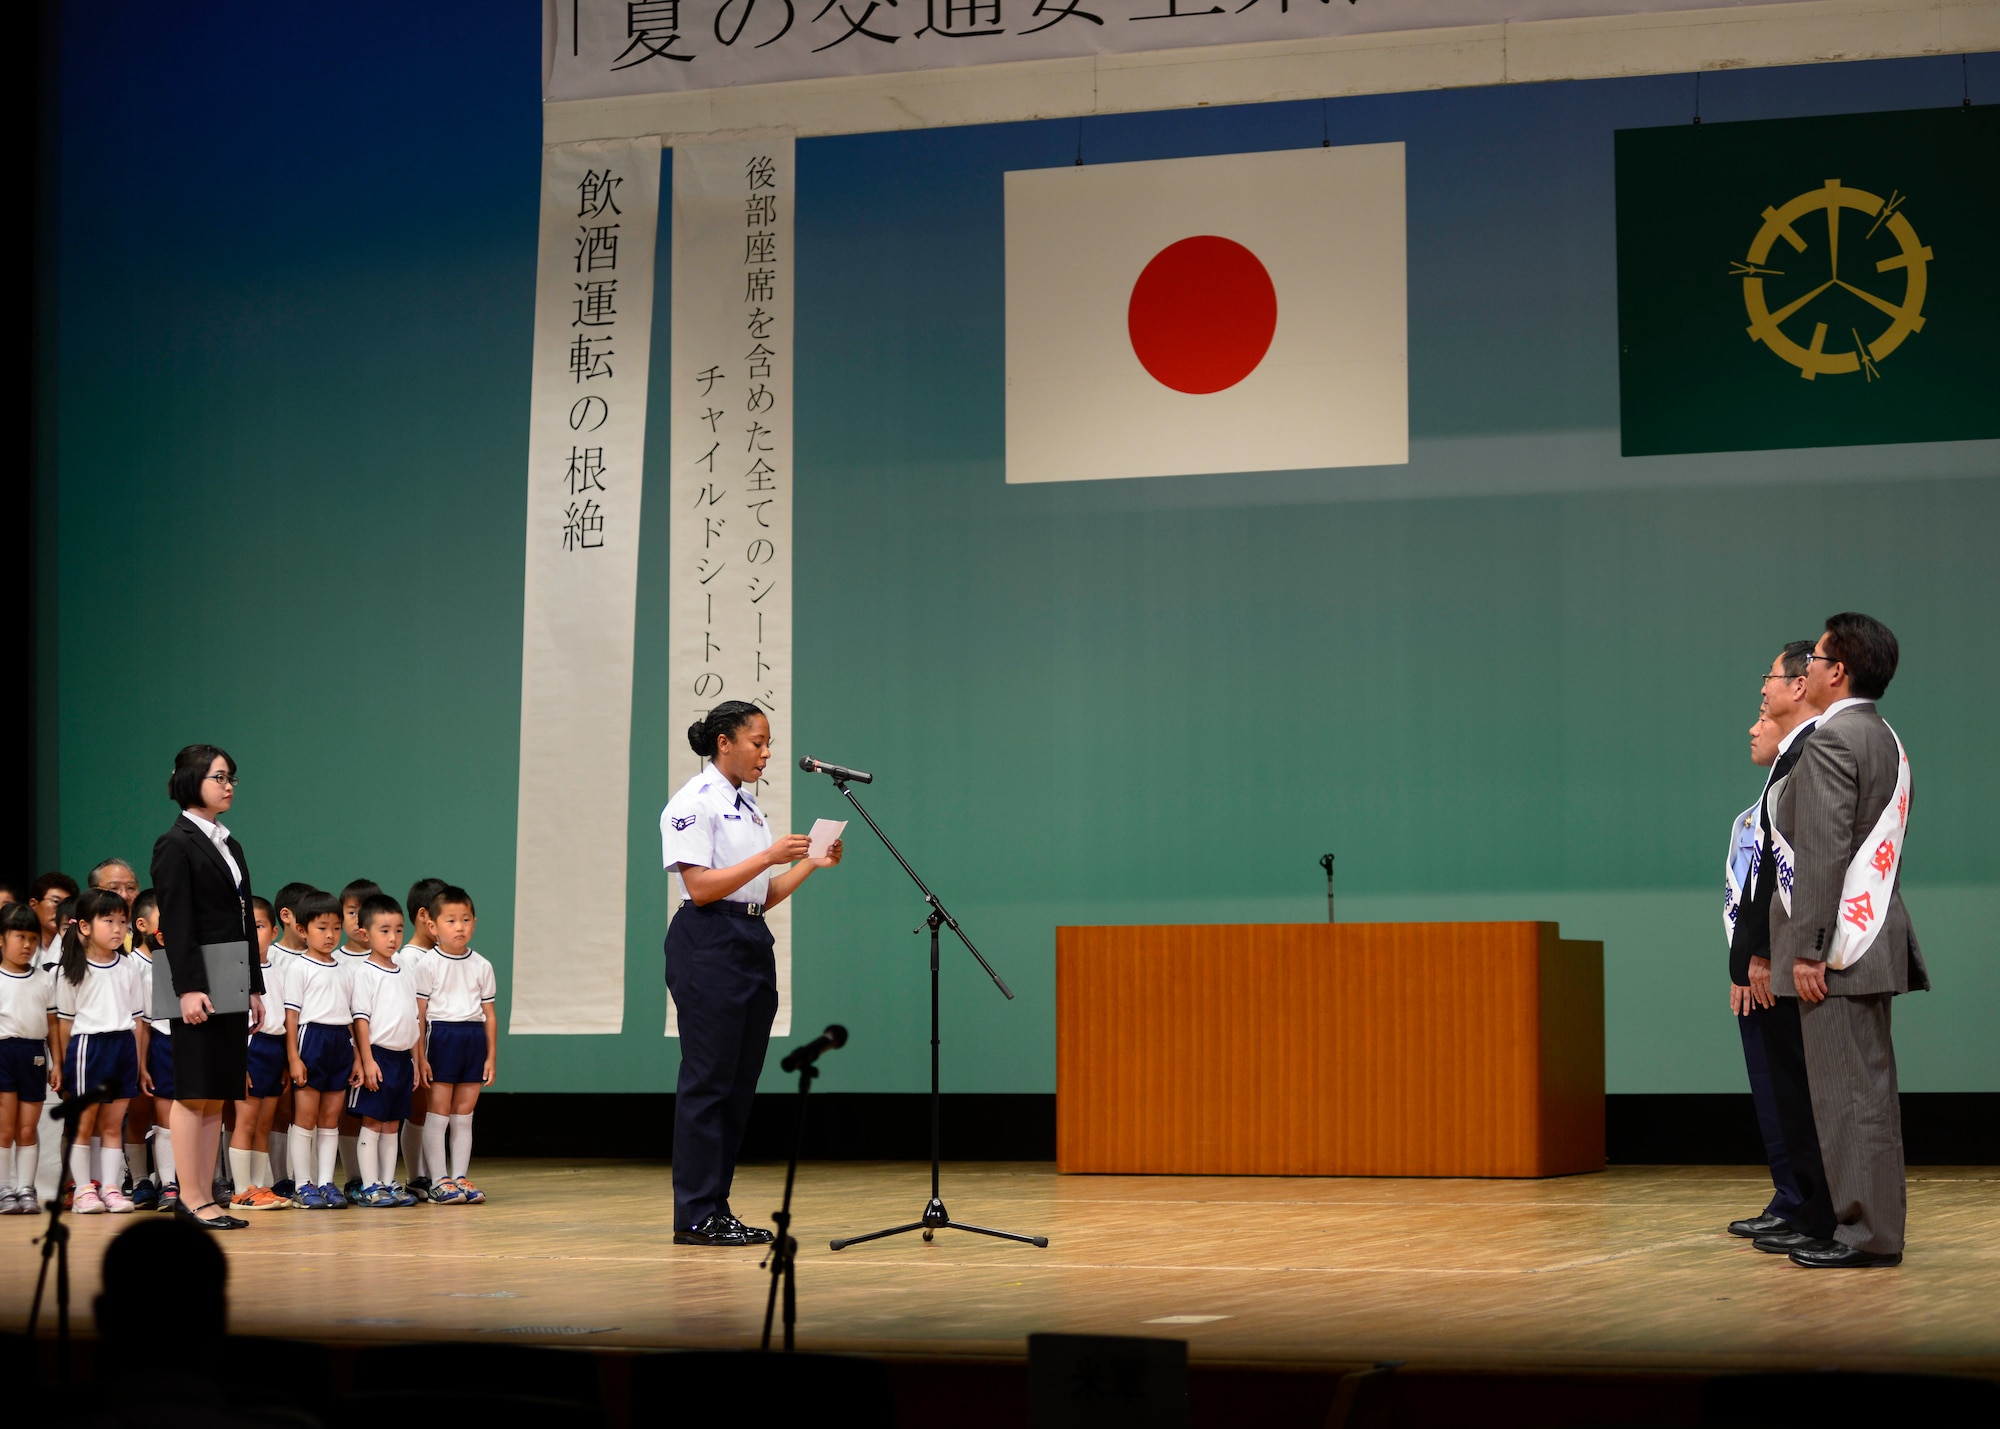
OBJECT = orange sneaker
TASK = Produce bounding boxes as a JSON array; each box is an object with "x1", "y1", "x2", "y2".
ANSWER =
[
  {"x1": 236, "y1": 1185, "x2": 290, "y2": 1211},
  {"x1": 457, "y1": 1177, "x2": 485, "y2": 1204}
]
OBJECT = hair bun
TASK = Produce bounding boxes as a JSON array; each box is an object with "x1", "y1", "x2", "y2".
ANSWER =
[{"x1": 687, "y1": 717, "x2": 711, "y2": 757}]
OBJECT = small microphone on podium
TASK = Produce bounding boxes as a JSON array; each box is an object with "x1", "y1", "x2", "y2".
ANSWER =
[
  {"x1": 781, "y1": 1024, "x2": 849, "y2": 1072},
  {"x1": 799, "y1": 756, "x2": 873, "y2": 785}
]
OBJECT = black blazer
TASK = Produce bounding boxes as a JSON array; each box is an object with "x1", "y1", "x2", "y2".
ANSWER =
[
  {"x1": 150, "y1": 815, "x2": 265, "y2": 999},
  {"x1": 1727, "y1": 720, "x2": 1815, "y2": 985}
]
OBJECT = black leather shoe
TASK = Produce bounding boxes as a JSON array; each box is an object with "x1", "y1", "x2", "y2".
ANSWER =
[
  {"x1": 1790, "y1": 1241, "x2": 1902, "y2": 1268},
  {"x1": 1728, "y1": 1213, "x2": 1795, "y2": 1238},
  {"x1": 175, "y1": 1199, "x2": 247, "y2": 1231},
  {"x1": 673, "y1": 1213, "x2": 756, "y2": 1246},
  {"x1": 1753, "y1": 1231, "x2": 1837, "y2": 1255},
  {"x1": 721, "y1": 1214, "x2": 775, "y2": 1245}
]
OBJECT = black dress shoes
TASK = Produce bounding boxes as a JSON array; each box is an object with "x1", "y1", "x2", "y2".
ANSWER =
[
  {"x1": 1752, "y1": 1230, "x2": 1837, "y2": 1255},
  {"x1": 174, "y1": 1198, "x2": 247, "y2": 1231},
  {"x1": 674, "y1": 1213, "x2": 758, "y2": 1246},
  {"x1": 1728, "y1": 1213, "x2": 1795, "y2": 1239},
  {"x1": 1789, "y1": 1241, "x2": 1902, "y2": 1268},
  {"x1": 721, "y1": 1214, "x2": 775, "y2": 1246}
]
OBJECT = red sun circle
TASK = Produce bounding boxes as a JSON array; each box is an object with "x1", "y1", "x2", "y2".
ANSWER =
[{"x1": 1126, "y1": 235, "x2": 1278, "y2": 395}]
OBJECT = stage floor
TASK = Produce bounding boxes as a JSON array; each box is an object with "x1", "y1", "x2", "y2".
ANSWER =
[{"x1": 5, "y1": 1161, "x2": 1998, "y2": 1373}]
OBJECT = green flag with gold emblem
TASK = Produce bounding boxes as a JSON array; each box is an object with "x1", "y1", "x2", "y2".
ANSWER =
[{"x1": 1616, "y1": 104, "x2": 1999, "y2": 457}]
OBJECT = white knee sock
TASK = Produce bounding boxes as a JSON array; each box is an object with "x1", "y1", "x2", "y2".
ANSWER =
[
  {"x1": 401, "y1": 1120, "x2": 425, "y2": 1179},
  {"x1": 99, "y1": 1145, "x2": 125, "y2": 1190},
  {"x1": 69, "y1": 1143, "x2": 93, "y2": 1188},
  {"x1": 229, "y1": 1147, "x2": 255, "y2": 1191},
  {"x1": 338, "y1": 1133, "x2": 359, "y2": 1184},
  {"x1": 1, "y1": 1143, "x2": 15, "y2": 1190},
  {"x1": 252, "y1": 1149, "x2": 272, "y2": 1187},
  {"x1": 288, "y1": 1124, "x2": 314, "y2": 1185},
  {"x1": 127, "y1": 1137, "x2": 149, "y2": 1183},
  {"x1": 378, "y1": 1127, "x2": 402, "y2": 1186},
  {"x1": 356, "y1": 1129, "x2": 379, "y2": 1187},
  {"x1": 315, "y1": 1128, "x2": 339, "y2": 1188},
  {"x1": 267, "y1": 1129, "x2": 288, "y2": 1185},
  {"x1": 448, "y1": 1113, "x2": 473, "y2": 1180},
  {"x1": 423, "y1": 1115, "x2": 448, "y2": 1180},
  {"x1": 154, "y1": 1130, "x2": 178, "y2": 1189},
  {"x1": 35, "y1": 1104, "x2": 60, "y2": 1203}
]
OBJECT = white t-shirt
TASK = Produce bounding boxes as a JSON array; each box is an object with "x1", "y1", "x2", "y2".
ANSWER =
[
  {"x1": 253, "y1": 953, "x2": 289, "y2": 1036},
  {"x1": 131, "y1": 949, "x2": 172, "y2": 1036},
  {"x1": 350, "y1": 957, "x2": 422, "y2": 1053},
  {"x1": 411, "y1": 948, "x2": 496, "y2": 1024},
  {"x1": 285, "y1": 954, "x2": 354, "y2": 1028},
  {"x1": 660, "y1": 763, "x2": 778, "y2": 906},
  {"x1": 0, "y1": 966, "x2": 55, "y2": 1042},
  {"x1": 53, "y1": 955, "x2": 147, "y2": 1036}
]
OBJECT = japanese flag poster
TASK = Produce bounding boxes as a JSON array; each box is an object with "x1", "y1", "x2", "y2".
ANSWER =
[{"x1": 1005, "y1": 144, "x2": 1407, "y2": 483}]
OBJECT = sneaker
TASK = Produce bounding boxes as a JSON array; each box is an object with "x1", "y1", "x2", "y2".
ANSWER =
[
  {"x1": 343, "y1": 1177, "x2": 365, "y2": 1202},
  {"x1": 408, "y1": 1175, "x2": 434, "y2": 1199},
  {"x1": 272, "y1": 1177, "x2": 297, "y2": 1199},
  {"x1": 321, "y1": 1182, "x2": 348, "y2": 1210},
  {"x1": 236, "y1": 1186, "x2": 289, "y2": 1212},
  {"x1": 0, "y1": 1189, "x2": 22, "y2": 1214},
  {"x1": 388, "y1": 1183, "x2": 418, "y2": 1208},
  {"x1": 18, "y1": 1189, "x2": 43, "y2": 1215},
  {"x1": 101, "y1": 1184, "x2": 136, "y2": 1213},
  {"x1": 431, "y1": 1178, "x2": 466, "y2": 1204},
  {"x1": 158, "y1": 1183, "x2": 181, "y2": 1213},
  {"x1": 130, "y1": 1178, "x2": 159, "y2": 1210},
  {"x1": 73, "y1": 1183, "x2": 106, "y2": 1214},
  {"x1": 457, "y1": 1177, "x2": 485, "y2": 1204},
  {"x1": 297, "y1": 1182, "x2": 327, "y2": 1211}
]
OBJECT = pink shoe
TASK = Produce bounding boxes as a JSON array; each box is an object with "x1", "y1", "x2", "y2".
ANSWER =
[
  {"x1": 72, "y1": 1183, "x2": 106, "y2": 1214},
  {"x1": 101, "y1": 1184, "x2": 135, "y2": 1213}
]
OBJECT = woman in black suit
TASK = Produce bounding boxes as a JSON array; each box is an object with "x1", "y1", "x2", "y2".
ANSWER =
[{"x1": 150, "y1": 744, "x2": 266, "y2": 1230}]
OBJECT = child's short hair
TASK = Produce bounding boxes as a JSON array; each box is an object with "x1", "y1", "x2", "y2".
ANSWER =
[
  {"x1": 31, "y1": 871, "x2": 79, "y2": 903},
  {"x1": 132, "y1": 888, "x2": 160, "y2": 925},
  {"x1": 341, "y1": 879, "x2": 383, "y2": 906},
  {"x1": 425, "y1": 885, "x2": 475, "y2": 918},
  {"x1": 0, "y1": 881, "x2": 24, "y2": 904},
  {"x1": 251, "y1": 895, "x2": 274, "y2": 922},
  {"x1": 358, "y1": 893, "x2": 403, "y2": 929},
  {"x1": 0, "y1": 903, "x2": 41, "y2": 937},
  {"x1": 272, "y1": 883, "x2": 315, "y2": 922},
  {"x1": 295, "y1": 890, "x2": 342, "y2": 928},
  {"x1": 405, "y1": 877, "x2": 446, "y2": 924}
]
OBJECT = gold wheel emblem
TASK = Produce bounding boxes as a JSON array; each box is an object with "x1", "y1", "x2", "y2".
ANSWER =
[{"x1": 1733, "y1": 179, "x2": 1933, "y2": 381}]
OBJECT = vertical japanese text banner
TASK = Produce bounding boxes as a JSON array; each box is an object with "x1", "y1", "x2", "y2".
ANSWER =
[
  {"x1": 667, "y1": 138, "x2": 796, "y2": 1037},
  {"x1": 512, "y1": 138, "x2": 662, "y2": 1035}
]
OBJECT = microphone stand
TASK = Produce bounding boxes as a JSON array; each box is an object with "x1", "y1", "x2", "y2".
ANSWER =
[
  {"x1": 1320, "y1": 853, "x2": 1335, "y2": 924},
  {"x1": 27, "y1": 1101, "x2": 87, "y2": 1385},
  {"x1": 761, "y1": 1060, "x2": 815, "y2": 1352},
  {"x1": 821, "y1": 777, "x2": 1046, "y2": 1252}
]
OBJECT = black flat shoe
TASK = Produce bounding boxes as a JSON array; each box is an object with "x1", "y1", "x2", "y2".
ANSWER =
[
  {"x1": 1753, "y1": 1230, "x2": 1836, "y2": 1255},
  {"x1": 673, "y1": 1212, "x2": 756, "y2": 1246},
  {"x1": 176, "y1": 1199, "x2": 247, "y2": 1231},
  {"x1": 1790, "y1": 1241, "x2": 1902, "y2": 1268},
  {"x1": 1728, "y1": 1213, "x2": 1795, "y2": 1238}
]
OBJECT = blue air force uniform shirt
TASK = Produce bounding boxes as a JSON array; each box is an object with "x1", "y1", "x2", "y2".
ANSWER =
[{"x1": 660, "y1": 763, "x2": 777, "y2": 907}]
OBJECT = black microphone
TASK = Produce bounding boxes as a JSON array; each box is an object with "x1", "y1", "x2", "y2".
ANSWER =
[
  {"x1": 49, "y1": 1077, "x2": 120, "y2": 1123},
  {"x1": 780, "y1": 1024, "x2": 848, "y2": 1073},
  {"x1": 799, "y1": 756, "x2": 873, "y2": 785}
]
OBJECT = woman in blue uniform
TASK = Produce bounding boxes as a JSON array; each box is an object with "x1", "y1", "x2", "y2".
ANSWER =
[{"x1": 661, "y1": 700, "x2": 842, "y2": 1246}]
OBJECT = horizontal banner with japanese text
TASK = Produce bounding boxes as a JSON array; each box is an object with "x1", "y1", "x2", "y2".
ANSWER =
[{"x1": 544, "y1": 0, "x2": 1792, "y2": 101}]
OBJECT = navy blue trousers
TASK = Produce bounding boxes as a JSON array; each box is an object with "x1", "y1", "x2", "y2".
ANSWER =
[
  {"x1": 664, "y1": 903, "x2": 778, "y2": 1230},
  {"x1": 1738, "y1": 1002, "x2": 1808, "y2": 1222}
]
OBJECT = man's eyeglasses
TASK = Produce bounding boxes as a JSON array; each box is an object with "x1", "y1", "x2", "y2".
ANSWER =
[
  {"x1": 1760, "y1": 673, "x2": 1804, "y2": 684},
  {"x1": 1803, "y1": 653, "x2": 1843, "y2": 669}
]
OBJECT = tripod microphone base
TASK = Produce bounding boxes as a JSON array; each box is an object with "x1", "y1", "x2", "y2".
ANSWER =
[{"x1": 830, "y1": 1194, "x2": 1047, "y2": 1251}]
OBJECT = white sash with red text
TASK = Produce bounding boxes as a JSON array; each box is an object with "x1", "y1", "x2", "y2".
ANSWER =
[{"x1": 1771, "y1": 724, "x2": 1910, "y2": 969}]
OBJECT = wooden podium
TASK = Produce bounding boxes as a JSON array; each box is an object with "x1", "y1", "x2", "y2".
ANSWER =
[{"x1": 1056, "y1": 922, "x2": 1604, "y2": 1178}]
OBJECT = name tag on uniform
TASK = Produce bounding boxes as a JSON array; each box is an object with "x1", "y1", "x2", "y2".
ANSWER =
[{"x1": 723, "y1": 813, "x2": 742, "y2": 821}]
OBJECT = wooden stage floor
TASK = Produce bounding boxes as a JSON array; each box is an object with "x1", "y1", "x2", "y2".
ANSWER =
[{"x1": 5, "y1": 1161, "x2": 1998, "y2": 1374}]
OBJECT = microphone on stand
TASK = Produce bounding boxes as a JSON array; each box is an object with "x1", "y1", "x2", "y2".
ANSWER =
[
  {"x1": 781, "y1": 1024, "x2": 849, "y2": 1073},
  {"x1": 50, "y1": 1077, "x2": 120, "y2": 1123},
  {"x1": 799, "y1": 756, "x2": 874, "y2": 785}
]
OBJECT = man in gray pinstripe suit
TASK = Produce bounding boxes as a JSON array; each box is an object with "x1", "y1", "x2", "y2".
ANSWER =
[{"x1": 1767, "y1": 612, "x2": 1927, "y2": 1269}]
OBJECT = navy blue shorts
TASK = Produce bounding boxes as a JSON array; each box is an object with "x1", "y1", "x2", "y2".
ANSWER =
[
  {"x1": 61, "y1": 1027, "x2": 139, "y2": 1102},
  {"x1": 0, "y1": 1036, "x2": 51, "y2": 1102},
  {"x1": 297, "y1": 1023, "x2": 354, "y2": 1094},
  {"x1": 426, "y1": 1021, "x2": 486, "y2": 1085},
  {"x1": 350, "y1": 1045, "x2": 414, "y2": 1122},
  {"x1": 245, "y1": 1031, "x2": 288, "y2": 1099},
  {"x1": 146, "y1": 1030, "x2": 175, "y2": 1100}
]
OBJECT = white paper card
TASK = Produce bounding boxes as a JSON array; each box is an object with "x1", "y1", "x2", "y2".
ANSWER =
[{"x1": 808, "y1": 819, "x2": 847, "y2": 860}]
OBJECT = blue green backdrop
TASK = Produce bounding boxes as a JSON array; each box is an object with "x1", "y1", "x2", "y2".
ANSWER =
[{"x1": 42, "y1": 5, "x2": 2000, "y2": 1096}]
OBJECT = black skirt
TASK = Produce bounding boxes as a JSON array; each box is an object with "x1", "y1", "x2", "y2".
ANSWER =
[{"x1": 170, "y1": 1010, "x2": 250, "y2": 1101}]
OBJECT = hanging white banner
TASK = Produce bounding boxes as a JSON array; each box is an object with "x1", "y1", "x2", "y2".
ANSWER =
[
  {"x1": 543, "y1": 0, "x2": 1812, "y2": 102},
  {"x1": 510, "y1": 137, "x2": 662, "y2": 1035},
  {"x1": 666, "y1": 138, "x2": 797, "y2": 1037}
]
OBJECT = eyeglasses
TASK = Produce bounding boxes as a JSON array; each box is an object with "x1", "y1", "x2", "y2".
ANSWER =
[
  {"x1": 1803, "y1": 653, "x2": 1843, "y2": 669},
  {"x1": 1760, "y1": 673, "x2": 1804, "y2": 684},
  {"x1": 205, "y1": 772, "x2": 239, "y2": 788}
]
